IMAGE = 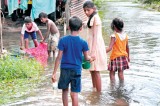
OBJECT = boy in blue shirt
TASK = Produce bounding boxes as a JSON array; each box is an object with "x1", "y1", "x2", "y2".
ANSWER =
[{"x1": 52, "y1": 16, "x2": 94, "y2": 106}]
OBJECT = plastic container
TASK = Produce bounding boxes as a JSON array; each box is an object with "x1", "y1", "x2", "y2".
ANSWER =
[
  {"x1": 82, "y1": 56, "x2": 91, "y2": 69},
  {"x1": 52, "y1": 82, "x2": 58, "y2": 90},
  {"x1": 52, "y1": 82, "x2": 58, "y2": 95}
]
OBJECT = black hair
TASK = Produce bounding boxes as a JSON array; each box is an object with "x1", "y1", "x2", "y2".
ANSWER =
[
  {"x1": 24, "y1": 16, "x2": 32, "y2": 23},
  {"x1": 39, "y1": 12, "x2": 48, "y2": 19},
  {"x1": 69, "y1": 16, "x2": 82, "y2": 31},
  {"x1": 111, "y1": 18, "x2": 124, "y2": 32},
  {"x1": 83, "y1": 0, "x2": 95, "y2": 8},
  {"x1": 83, "y1": 1, "x2": 97, "y2": 28}
]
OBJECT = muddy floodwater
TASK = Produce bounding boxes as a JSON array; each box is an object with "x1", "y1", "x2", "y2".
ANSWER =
[{"x1": 3, "y1": 1, "x2": 160, "y2": 106}]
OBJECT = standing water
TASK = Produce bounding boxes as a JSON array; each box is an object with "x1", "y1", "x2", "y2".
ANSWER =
[{"x1": 4, "y1": 1, "x2": 160, "y2": 106}]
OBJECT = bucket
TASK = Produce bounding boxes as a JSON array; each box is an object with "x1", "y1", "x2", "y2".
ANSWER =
[{"x1": 82, "y1": 56, "x2": 91, "y2": 69}]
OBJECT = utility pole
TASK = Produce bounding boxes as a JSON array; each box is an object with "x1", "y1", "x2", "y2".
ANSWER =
[{"x1": 0, "y1": 0, "x2": 3, "y2": 53}]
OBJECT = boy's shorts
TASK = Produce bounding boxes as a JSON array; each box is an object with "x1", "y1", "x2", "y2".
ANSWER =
[
  {"x1": 58, "y1": 68, "x2": 81, "y2": 92},
  {"x1": 24, "y1": 31, "x2": 37, "y2": 39},
  {"x1": 48, "y1": 33, "x2": 59, "y2": 51}
]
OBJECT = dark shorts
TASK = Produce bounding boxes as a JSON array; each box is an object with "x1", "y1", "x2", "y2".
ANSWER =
[
  {"x1": 108, "y1": 56, "x2": 129, "y2": 72},
  {"x1": 24, "y1": 31, "x2": 37, "y2": 40},
  {"x1": 58, "y1": 68, "x2": 81, "y2": 92}
]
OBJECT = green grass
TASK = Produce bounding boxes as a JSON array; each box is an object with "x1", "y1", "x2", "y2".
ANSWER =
[
  {"x1": 137, "y1": 0, "x2": 160, "y2": 11},
  {"x1": 94, "y1": 0, "x2": 105, "y2": 9},
  {"x1": 0, "y1": 56, "x2": 44, "y2": 105}
]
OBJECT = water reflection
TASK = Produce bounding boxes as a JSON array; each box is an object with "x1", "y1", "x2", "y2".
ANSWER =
[{"x1": 109, "y1": 81, "x2": 129, "y2": 106}]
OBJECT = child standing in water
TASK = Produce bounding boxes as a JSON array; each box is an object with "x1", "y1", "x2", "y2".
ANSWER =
[
  {"x1": 106, "y1": 18, "x2": 130, "y2": 82},
  {"x1": 39, "y1": 12, "x2": 60, "y2": 57},
  {"x1": 52, "y1": 16, "x2": 95, "y2": 106},
  {"x1": 83, "y1": 1, "x2": 107, "y2": 92}
]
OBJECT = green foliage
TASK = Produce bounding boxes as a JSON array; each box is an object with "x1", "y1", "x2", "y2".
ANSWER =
[
  {"x1": 0, "y1": 56, "x2": 43, "y2": 80},
  {"x1": 93, "y1": 0, "x2": 106, "y2": 19},
  {"x1": 0, "y1": 56, "x2": 44, "y2": 105},
  {"x1": 138, "y1": 0, "x2": 160, "y2": 4},
  {"x1": 98, "y1": 10, "x2": 105, "y2": 19},
  {"x1": 138, "y1": 0, "x2": 160, "y2": 11},
  {"x1": 94, "y1": 0, "x2": 105, "y2": 9}
]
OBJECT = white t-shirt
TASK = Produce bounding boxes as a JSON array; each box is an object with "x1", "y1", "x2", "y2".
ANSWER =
[
  {"x1": 21, "y1": 22, "x2": 39, "y2": 35},
  {"x1": 111, "y1": 32, "x2": 128, "y2": 41}
]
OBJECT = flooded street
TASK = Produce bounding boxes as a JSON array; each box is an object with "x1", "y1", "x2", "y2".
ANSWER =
[{"x1": 4, "y1": 1, "x2": 160, "y2": 106}]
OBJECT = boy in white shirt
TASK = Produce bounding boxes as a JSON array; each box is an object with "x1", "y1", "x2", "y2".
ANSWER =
[{"x1": 20, "y1": 17, "x2": 44, "y2": 49}]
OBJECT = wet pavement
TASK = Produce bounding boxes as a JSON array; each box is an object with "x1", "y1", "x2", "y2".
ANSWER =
[{"x1": 3, "y1": 1, "x2": 160, "y2": 106}]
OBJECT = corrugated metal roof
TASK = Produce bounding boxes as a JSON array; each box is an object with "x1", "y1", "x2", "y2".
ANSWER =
[{"x1": 68, "y1": 0, "x2": 88, "y2": 22}]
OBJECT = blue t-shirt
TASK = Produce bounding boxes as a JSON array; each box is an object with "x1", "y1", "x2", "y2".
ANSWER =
[{"x1": 58, "y1": 35, "x2": 89, "y2": 70}]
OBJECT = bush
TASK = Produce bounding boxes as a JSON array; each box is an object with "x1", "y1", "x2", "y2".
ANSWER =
[
  {"x1": 0, "y1": 56, "x2": 43, "y2": 81},
  {"x1": 0, "y1": 56, "x2": 44, "y2": 105},
  {"x1": 94, "y1": 0, "x2": 105, "y2": 9},
  {"x1": 139, "y1": 0, "x2": 160, "y2": 4}
]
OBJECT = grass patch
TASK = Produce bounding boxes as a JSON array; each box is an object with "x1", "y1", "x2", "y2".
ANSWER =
[
  {"x1": 0, "y1": 56, "x2": 44, "y2": 105},
  {"x1": 94, "y1": 0, "x2": 105, "y2": 9},
  {"x1": 137, "y1": 0, "x2": 160, "y2": 11}
]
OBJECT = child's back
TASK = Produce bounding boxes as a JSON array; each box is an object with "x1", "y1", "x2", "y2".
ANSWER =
[
  {"x1": 58, "y1": 35, "x2": 88, "y2": 70},
  {"x1": 106, "y1": 18, "x2": 130, "y2": 81},
  {"x1": 47, "y1": 19, "x2": 59, "y2": 35},
  {"x1": 52, "y1": 16, "x2": 94, "y2": 106},
  {"x1": 39, "y1": 12, "x2": 60, "y2": 57}
]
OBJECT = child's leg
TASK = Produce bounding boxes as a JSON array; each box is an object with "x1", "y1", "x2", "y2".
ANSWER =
[
  {"x1": 93, "y1": 71, "x2": 102, "y2": 92},
  {"x1": 47, "y1": 39, "x2": 52, "y2": 57},
  {"x1": 24, "y1": 39, "x2": 29, "y2": 49},
  {"x1": 90, "y1": 71, "x2": 102, "y2": 92},
  {"x1": 33, "y1": 39, "x2": 39, "y2": 47},
  {"x1": 70, "y1": 92, "x2": 78, "y2": 106},
  {"x1": 30, "y1": 32, "x2": 38, "y2": 47},
  {"x1": 53, "y1": 48, "x2": 58, "y2": 58},
  {"x1": 48, "y1": 50, "x2": 50, "y2": 56},
  {"x1": 24, "y1": 31, "x2": 30, "y2": 49},
  {"x1": 51, "y1": 39, "x2": 57, "y2": 58},
  {"x1": 110, "y1": 71, "x2": 115, "y2": 82},
  {"x1": 62, "y1": 88, "x2": 69, "y2": 106},
  {"x1": 70, "y1": 69, "x2": 81, "y2": 105},
  {"x1": 90, "y1": 71, "x2": 96, "y2": 88},
  {"x1": 118, "y1": 70, "x2": 124, "y2": 81}
]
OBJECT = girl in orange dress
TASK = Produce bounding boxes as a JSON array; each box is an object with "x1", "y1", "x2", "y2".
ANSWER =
[
  {"x1": 83, "y1": 1, "x2": 107, "y2": 92},
  {"x1": 106, "y1": 18, "x2": 130, "y2": 82}
]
